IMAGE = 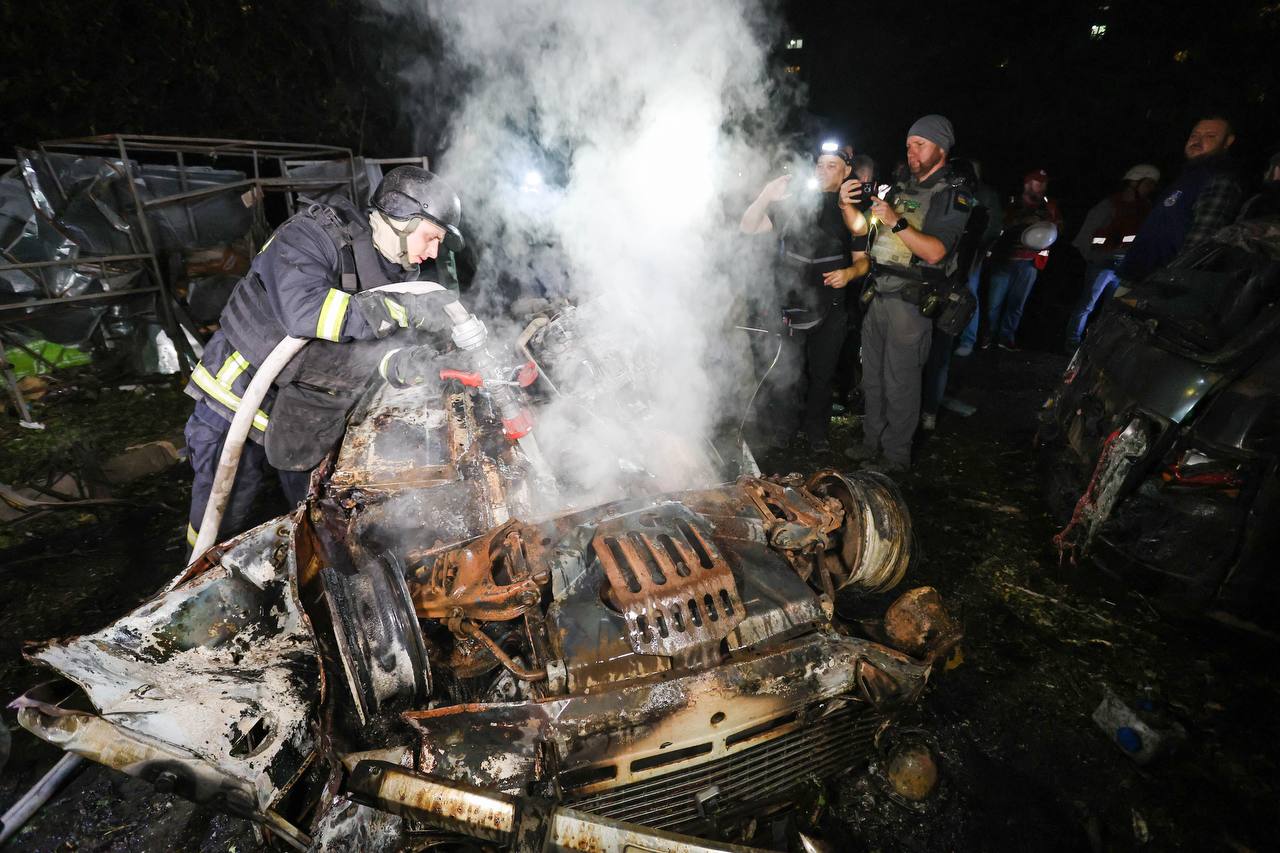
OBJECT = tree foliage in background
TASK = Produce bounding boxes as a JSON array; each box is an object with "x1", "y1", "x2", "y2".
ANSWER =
[{"x1": 0, "y1": 0, "x2": 415, "y2": 154}]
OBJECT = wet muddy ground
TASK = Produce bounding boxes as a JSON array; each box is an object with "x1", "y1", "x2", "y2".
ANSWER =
[{"x1": 2, "y1": 346, "x2": 1277, "y2": 851}]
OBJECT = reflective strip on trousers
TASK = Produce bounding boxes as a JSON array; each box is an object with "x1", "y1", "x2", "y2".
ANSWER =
[
  {"x1": 190, "y1": 364, "x2": 270, "y2": 433},
  {"x1": 317, "y1": 289, "x2": 351, "y2": 342},
  {"x1": 186, "y1": 523, "x2": 198, "y2": 546}
]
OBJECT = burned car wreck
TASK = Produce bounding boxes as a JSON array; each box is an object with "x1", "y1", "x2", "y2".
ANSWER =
[
  {"x1": 11, "y1": 305, "x2": 957, "y2": 850},
  {"x1": 1039, "y1": 217, "x2": 1280, "y2": 632}
]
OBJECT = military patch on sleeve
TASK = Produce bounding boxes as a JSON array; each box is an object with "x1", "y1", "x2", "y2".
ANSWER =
[{"x1": 953, "y1": 191, "x2": 973, "y2": 211}]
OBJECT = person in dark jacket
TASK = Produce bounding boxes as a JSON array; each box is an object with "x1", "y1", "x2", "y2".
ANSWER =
[
  {"x1": 740, "y1": 145, "x2": 869, "y2": 450},
  {"x1": 1120, "y1": 116, "x2": 1244, "y2": 282},
  {"x1": 184, "y1": 166, "x2": 478, "y2": 550}
]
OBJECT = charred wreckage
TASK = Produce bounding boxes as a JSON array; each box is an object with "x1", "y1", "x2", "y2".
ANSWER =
[{"x1": 9, "y1": 304, "x2": 959, "y2": 851}]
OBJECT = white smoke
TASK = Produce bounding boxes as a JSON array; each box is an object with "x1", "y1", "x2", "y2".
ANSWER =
[{"x1": 369, "y1": 0, "x2": 796, "y2": 505}]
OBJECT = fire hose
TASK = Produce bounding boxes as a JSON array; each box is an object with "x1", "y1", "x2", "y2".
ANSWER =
[{"x1": 188, "y1": 283, "x2": 516, "y2": 566}]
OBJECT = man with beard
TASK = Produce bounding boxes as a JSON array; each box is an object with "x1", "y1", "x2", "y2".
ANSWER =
[
  {"x1": 847, "y1": 115, "x2": 972, "y2": 471},
  {"x1": 1120, "y1": 116, "x2": 1244, "y2": 282},
  {"x1": 741, "y1": 144, "x2": 869, "y2": 450}
]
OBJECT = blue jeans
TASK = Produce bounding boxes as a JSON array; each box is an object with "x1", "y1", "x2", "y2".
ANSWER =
[
  {"x1": 986, "y1": 259, "x2": 1038, "y2": 345},
  {"x1": 958, "y1": 262, "x2": 983, "y2": 349},
  {"x1": 1065, "y1": 264, "x2": 1119, "y2": 346}
]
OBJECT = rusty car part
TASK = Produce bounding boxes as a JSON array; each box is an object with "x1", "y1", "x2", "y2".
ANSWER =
[
  {"x1": 886, "y1": 743, "x2": 940, "y2": 802},
  {"x1": 412, "y1": 519, "x2": 548, "y2": 622},
  {"x1": 345, "y1": 760, "x2": 761, "y2": 852},
  {"x1": 807, "y1": 470, "x2": 913, "y2": 593},
  {"x1": 741, "y1": 476, "x2": 843, "y2": 557},
  {"x1": 593, "y1": 511, "x2": 743, "y2": 657},
  {"x1": 404, "y1": 628, "x2": 926, "y2": 833},
  {"x1": 882, "y1": 586, "x2": 963, "y2": 663}
]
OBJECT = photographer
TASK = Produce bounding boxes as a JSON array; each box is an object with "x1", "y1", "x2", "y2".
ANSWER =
[
  {"x1": 741, "y1": 145, "x2": 869, "y2": 451},
  {"x1": 848, "y1": 115, "x2": 973, "y2": 471}
]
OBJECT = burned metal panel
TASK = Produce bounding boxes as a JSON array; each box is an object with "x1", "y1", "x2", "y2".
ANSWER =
[
  {"x1": 329, "y1": 383, "x2": 462, "y2": 491},
  {"x1": 404, "y1": 631, "x2": 928, "y2": 796},
  {"x1": 16, "y1": 516, "x2": 321, "y2": 812}
]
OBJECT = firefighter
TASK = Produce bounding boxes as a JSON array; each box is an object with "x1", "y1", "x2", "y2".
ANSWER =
[{"x1": 183, "y1": 166, "x2": 480, "y2": 550}]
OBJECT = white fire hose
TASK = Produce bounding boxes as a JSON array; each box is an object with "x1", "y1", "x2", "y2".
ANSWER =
[{"x1": 187, "y1": 282, "x2": 473, "y2": 567}]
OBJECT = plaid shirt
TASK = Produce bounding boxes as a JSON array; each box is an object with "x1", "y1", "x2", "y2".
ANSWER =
[{"x1": 1185, "y1": 172, "x2": 1245, "y2": 246}]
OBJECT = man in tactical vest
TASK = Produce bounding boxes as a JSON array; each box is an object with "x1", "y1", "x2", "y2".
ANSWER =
[
  {"x1": 183, "y1": 166, "x2": 480, "y2": 550},
  {"x1": 849, "y1": 115, "x2": 973, "y2": 472}
]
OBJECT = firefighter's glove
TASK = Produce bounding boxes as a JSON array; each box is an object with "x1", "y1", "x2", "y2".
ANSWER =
[
  {"x1": 451, "y1": 315, "x2": 487, "y2": 351},
  {"x1": 378, "y1": 345, "x2": 443, "y2": 389},
  {"x1": 353, "y1": 290, "x2": 454, "y2": 338}
]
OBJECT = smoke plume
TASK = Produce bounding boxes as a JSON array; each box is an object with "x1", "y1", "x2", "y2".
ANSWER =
[{"x1": 369, "y1": 0, "x2": 796, "y2": 505}]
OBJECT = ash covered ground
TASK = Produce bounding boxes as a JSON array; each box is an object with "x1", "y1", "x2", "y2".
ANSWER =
[{"x1": 1, "y1": 347, "x2": 1276, "y2": 852}]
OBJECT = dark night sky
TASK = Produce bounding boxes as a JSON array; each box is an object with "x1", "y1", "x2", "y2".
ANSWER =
[
  {"x1": 783, "y1": 0, "x2": 1279, "y2": 207},
  {"x1": 2, "y1": 0, "x2": 1276, "y2": 214}
]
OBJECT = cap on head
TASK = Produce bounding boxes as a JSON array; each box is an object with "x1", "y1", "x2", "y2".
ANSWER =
[
  {"x1": 370, "y1": 166, "x2": 464, "y2": 252},
  {"x1": 907, "y1": 115, "x2": 956, "y2": 153},
  {"x1": 1024, "y1": 168, "x2": 1050, "y2": 185},
  {"x1": 1123, "y1": 163, "x2": 1161, "y2": 183}
]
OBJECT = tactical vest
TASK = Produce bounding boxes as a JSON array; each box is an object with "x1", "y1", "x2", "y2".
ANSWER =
[
  {"x1": 870, "y1": 175, "x2": 958, "y2": 289},
  {"x1": 219, "y1": 199, "x2": 398, "y2": 386}
]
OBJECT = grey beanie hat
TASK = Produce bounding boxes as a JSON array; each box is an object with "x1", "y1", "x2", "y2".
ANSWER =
[{"x1": 908, "y1": 114, "x2": 956, "y2": 152}]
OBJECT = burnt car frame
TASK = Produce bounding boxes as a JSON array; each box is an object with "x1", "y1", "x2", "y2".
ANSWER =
[
  {"x1": 11, "y1": 306, "x2": 957, "y2": 850},
  {"x1": 1038, "y1": 218, "x2": 1280, "y2": 632}
]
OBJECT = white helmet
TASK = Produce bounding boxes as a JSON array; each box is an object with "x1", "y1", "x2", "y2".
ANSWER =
[{"x1": 1123, "y1": 164, "x2": 1161, "y2": 183}]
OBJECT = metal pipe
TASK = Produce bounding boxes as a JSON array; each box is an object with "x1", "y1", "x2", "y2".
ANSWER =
[
  {"x1": 346, "y1": 760, "x2": 517, "y2": 844},
  {"x1": 0, "y1": 754, "x2": 84, "y2": 846},
  {"x1": 344, "y1": 760, "x2": 761, "y2": 852},
  {"x1": 460, "y1": 621, "x2": 548, "y2": 682},
  {"x1": 0, "y1": 286, "x2": 161, "y2": 313},
  {"x1": 188, "y1": 334, "x2": 308, "y2": 564},
  {"x1": 0, "y1": 253, "x2": 152, "y2": 271}
]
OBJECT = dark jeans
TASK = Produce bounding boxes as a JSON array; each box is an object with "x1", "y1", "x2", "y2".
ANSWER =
[
  {"x1": 833, "y1": 299, "x2": 864, "y2": 401},
  {"x1": 921, "y1": 325, "x2": 954, "y2": 417},
  {"x1": 958, "y1": 261, "x2": 984, "y2": 349},
  {"x1": 185, "y1": 401, "x2": 311, "y2": 549},
  {"x1": 986, "y1": 259, "x2": 1039, "y2": 345},
  {"x1": 802, "y1": 300, "x2": 849, "y2": 440}
]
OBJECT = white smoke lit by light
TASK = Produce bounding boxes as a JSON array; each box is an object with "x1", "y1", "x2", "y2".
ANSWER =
[{"x1": 368, "y1": 0, "x2": 796, "y2": 505}]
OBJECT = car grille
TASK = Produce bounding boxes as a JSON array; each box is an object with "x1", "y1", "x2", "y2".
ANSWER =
[{"x1": 564, "y1": 703, "x2": 883, "y2": 832}]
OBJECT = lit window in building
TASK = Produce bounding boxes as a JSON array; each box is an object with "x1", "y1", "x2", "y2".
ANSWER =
[
  {"x1": 785, "y1": 65, "x2": 802, "y2": 74},
  {"x1": 1090, "y1": 24, "x2": 1107, "y2": 39},
  {"x1": 787, "y1": 38, "x2": 804, "y2": 49}
]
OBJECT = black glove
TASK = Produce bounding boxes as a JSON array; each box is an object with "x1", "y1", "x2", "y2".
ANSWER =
[
  {"x1": 353, "y1": 290, "x2": 455, "y2": 338},
  {"x1": 379, "y1": 344, "x2": 445, "y2": 388}
]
